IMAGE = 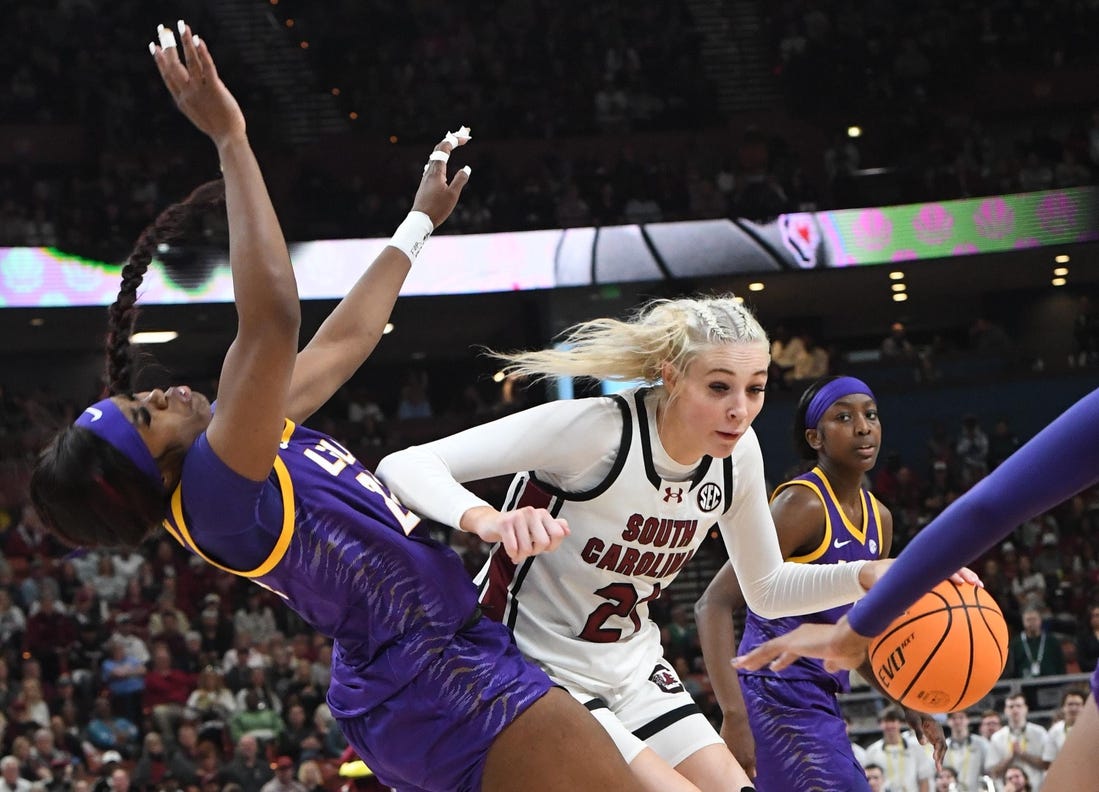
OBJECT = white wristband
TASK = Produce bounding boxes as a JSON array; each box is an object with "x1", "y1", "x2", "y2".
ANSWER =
[{"x1": 388, "y1": 211, "x2": 434, "y2": 264}]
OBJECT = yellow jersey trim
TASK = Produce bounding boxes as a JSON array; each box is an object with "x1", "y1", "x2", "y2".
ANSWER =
[
  {"x1": 772, "y1": 478, "x2": 833, "y2": 564},
  {"x1": 163, "y1": 418, "x2": 298, "y2": 578},
  {"x1": 814, "y1": 465, "x2": 869, "y2": 545},
  {"x1": 867, "y1": 492, "x2": 884, "y2": 557}
]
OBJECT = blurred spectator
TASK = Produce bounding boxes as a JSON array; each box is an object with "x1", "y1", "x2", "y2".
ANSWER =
[
  {"x1": 24, "y1": 594, "x2": 76, "y2": 681},
  {"x1": 988, "y1": 418, "x2": 1021, "y2": 469},
  {"x1": 222, "y1": 735, "x2": 273, "y2": 792},
  {"x1": 198, "y1": 601, "x2": 234, "y2": 659},
  {"x1": 130, "y1": 732, "x2": 173, "y2": 792},
  {"x1": 235, "y1": 667, "x2": 281, "y2": 717},
  {"x1": 296, "y1": 760, "x2": 325, "y2": 792},
  {"x1": 234, "y1": 592, "x2": 277, "y2": 648},
  {"x1": 4, "y1": 504, "x2": 48, "y2": 564},
  {"x1": 260, "y1": 757, "x2": 305, "y2": 792},
  {"x1": 396, "y1": 372, "x2": 432, "y2": 420},
  {"x1": 274, "y1": 704, "x2": 313, "y2": 765},
  {"x1": 90, "y1": 557, "x2": 126, "y2": 605},
  {"x1": 85, "y1": 700, "x2": 138, "y2": 756},
  {"x1": 147, "y1": 607, "x2": 188, "y2": 661},
  {"x1": 1004, "y1": 606, "x2": 1065, "y2": 679},
  {"x1": 768, "y1": 325, "x2": 804, "y2": 389},
  {"x1": 0, "y1": 755, "x2": 32, "y2": 792},
  {"x1": 789, "y1": 334, "x2": 830, "y2": 383},
  {"x1": 143, "y1": 644, "x2": 194, "y2": 740},
  {"x1": 16, "y1": 679, "x2": 52, "y2": 732},
  {"x1": 101, "y1": 639, "x2": 146, "y2": 727},
  {"x1": 108, "y1": 615, "x2": 149, "y2": 665},
  {"x1": 955, "y1": 414, "x2": 989, "y2": 489},
  {"x1": 0, "y1": 589, "x2": 26, "y2": 652},
  {"x1": 282, "y1": 662, "x2": 323, "y2": 720},
  {"x1": 662, "y1": 605, "x2": 698, "y2": 665},
  {"x1": 345, "y1": 388, "x2": 386, "y2": 447},
  {"x1": 167, "y1": 723, "x2": 200, "y2": 787},
  {"x1": 1011, "y1": 555, "x2": 1048, "y2": 612},
  {"x1": 229, "y1": 692, "x2": 283, "y2": 745},
  {"x1": 185, "y1": 666, "x2": 237, "y2": 734},
  {"x1": 1033, "y1": 531, "x2": 1065, "y2": 579},
  {"x1": 312, "y1": 705, "x2": 346, "y2": 759},
  {"x1": 1076, "y1": 604, "x2": 1099, "y2": 673}
]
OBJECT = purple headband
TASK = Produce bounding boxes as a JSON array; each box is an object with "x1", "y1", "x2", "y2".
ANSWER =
[
  {"x1": 804, "y1": 376, "x2": 876, "y2": 430},
  {"x1": 74, "y1": 398, "x2": 165, "y2": 491}
]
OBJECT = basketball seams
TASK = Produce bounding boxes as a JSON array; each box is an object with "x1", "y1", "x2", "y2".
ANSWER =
[
  {"x1": 869, "y1": 582, "x2": 1009, "y2": 714},
  {"x1": 972, "y1": 587, "x2": 1008, "y2": 671},
  {"x1": 948, "y1": 579, "x2": 977, "y2": 713},
  {"x1": 895, "y1": 588, "x2": 952, "y2": 704}
]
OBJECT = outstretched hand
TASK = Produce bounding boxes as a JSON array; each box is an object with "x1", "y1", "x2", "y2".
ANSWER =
[
  {"x1": 733, "y1": 616, "x2": 871, "y2": 674},
  {"x1": 150, "y1": 21, "x2": 246, "y2": 148},
  {"x1": 413, "y1": 127, "x2": 473, "y2": 228}
]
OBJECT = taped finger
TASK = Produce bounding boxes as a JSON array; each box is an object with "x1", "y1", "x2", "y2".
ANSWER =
[
  {"x1": 443, "y1": 125, "x2": 472, "y2": 148},
  {"x1": 158, "y1": 24, "x2": 177, "y2": 49},
  {"x1": 429, "y1": 150, "x2": 450, "y2": 164}
]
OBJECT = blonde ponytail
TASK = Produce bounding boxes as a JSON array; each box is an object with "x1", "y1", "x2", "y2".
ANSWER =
[{"x1": 495, "y1": 294, "x2": 768, "y2": 383}]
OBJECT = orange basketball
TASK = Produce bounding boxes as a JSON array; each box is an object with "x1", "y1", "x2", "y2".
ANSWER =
[{"x1": 867, "y1": 580, "x2": 1008, "y2": 714}]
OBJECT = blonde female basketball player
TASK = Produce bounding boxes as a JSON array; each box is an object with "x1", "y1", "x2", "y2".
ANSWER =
[{"x1": 377, "y1": 297, "x2": 895, "y2": 792}]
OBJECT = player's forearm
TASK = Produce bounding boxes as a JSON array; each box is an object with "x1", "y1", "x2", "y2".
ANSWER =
[
  {"x1": 218, "y1": 136, "x2": 299, "y2": 332},
  {"x1": 287, "y1": 247, "x2": 411, "y2": 421},
  {"x1": 695, "y1": 576, "x2": 748, "y2": 717}
]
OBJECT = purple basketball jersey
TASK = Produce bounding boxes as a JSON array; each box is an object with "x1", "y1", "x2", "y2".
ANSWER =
[
  {"x1": 739, "y1": 466, "x2": 884, "y2": 692},
  {"x1": 163, "y1": 417, "x2": 480, "y2": 715}
]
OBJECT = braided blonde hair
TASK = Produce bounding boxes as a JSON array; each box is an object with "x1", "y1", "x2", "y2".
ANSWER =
[{"x1": 496, "y1": 295, "x2": 769, "y2": 384}]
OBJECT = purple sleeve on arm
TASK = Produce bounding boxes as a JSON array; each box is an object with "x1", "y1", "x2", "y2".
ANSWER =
[{"x1": 848, "y1": 387, "x2": 1099, "y2": 637}]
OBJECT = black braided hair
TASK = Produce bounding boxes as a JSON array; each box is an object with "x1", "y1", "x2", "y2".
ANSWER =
[
  {"x1": 31, "y1": 180, "x2": 225, "y2": 549},
  {"x1": 106, "y1": 180, "x2": 225, "y2": 395}
]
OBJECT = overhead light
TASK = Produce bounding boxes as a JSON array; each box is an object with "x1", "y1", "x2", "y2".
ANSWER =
[
  {"x1": 748, "y1": 282, "x2": 765, "y2": 292},
  {"x1": 382, "y1": 323, "x2": 394, "y2": 335},
  {"x1": 1053, "y1": 267, "x2": 1068, "y2": 277},
  {"x1": 892, "y1": 293, "x2": 908, "y2": 302},
  {"x1": 492, "y1": 371, "x2": 507, "y2": 383},
  {"x1": 29, "y1": 317, "x2": 44, "y2": 327},
  {"x1": 734, "y1": 296, "x2": 745, "y2": 304},
  {"x1": 1055, "y1": 254, "x2": 1070, "y2": 264},
  {"x1": 131, "y1": 331, "x2": 179, "y2": 344},
  {"x1": 891, "y1": 283, "x2": 907, "y2": 292},
  {"x1": 889, "y1": 271, "x2": 905, "y2": 280},
  {"x1": 847, "y1": 126, "x2": 862, "y2": 138},
  {"x1": 1051, "y1": 277, "x2": 1067, "y2": 287}
]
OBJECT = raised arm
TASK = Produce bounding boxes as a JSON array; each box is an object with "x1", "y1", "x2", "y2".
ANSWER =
[
  {"x1": 153, "y1": 23, "x2": 298, "y2": 481},
  {"x1": 286, "y1": 130, "x2": 472, "y2": 423}
]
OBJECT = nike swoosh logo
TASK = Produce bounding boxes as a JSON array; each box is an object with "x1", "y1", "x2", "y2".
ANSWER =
[
  {"x1": 84, "y1": 407, "x2": 103, "y2": 422},
  {"x1": 833, "y1": 539, "x2": 852, "y2": 548},
  {"x1": 279, "y1": 441, "x2": 290, "y2": 450}
]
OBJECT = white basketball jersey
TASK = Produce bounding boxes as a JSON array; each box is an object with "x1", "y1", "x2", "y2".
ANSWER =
[{"x1": 475, "y1": 387, "x2": 735, "y2": 690}]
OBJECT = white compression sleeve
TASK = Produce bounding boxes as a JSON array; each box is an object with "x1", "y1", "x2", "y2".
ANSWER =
[{"x1": 718, "y1": 429, "x2": 867, "y2": 618}]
